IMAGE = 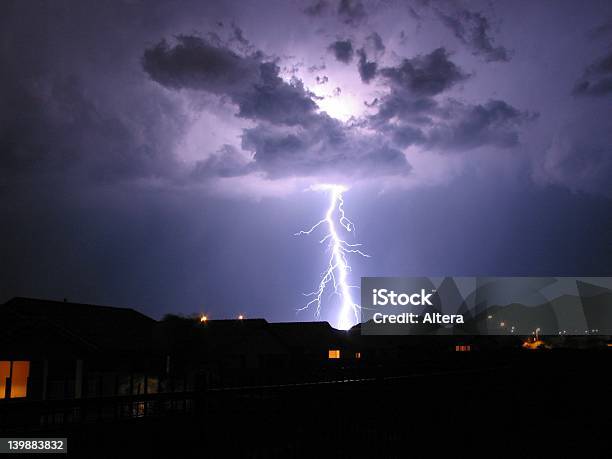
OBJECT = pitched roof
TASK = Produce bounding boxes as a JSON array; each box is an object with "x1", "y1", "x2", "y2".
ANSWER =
[{"x1": 1, "y1": 297, "x2": 156, "y2": 353}]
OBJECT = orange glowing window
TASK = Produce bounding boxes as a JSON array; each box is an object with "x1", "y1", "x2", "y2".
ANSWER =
[
  {"x1": 0, "y1": 361, "x2": 30, "y2": 399},
  {"x1": 455, "y1": 345, "x2": 471, "y2": 352},
  {"x1": 0, "y1": 361, "x2": 10, "y2": 399},
  {"x1": 355, "y1": 352, "x2": 361, "y2": 359},
  {"x1": 328, "y1": 350, "x2": 341, "y2": 359},
  {"x1": 10, "y1": 361, "x2": 30, "y2": 398}
]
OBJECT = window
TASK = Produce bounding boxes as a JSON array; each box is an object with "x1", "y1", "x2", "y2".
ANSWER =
[
  {"x1": 0, "y1": 361, "x2": 9, "y2": 399},
  {"x1": 355, "y1": 352, "x2": 361, "y2": 359},
  {"x1": 328, "y1": 349, "x2": 341, "y2": 359},
  {"x1": 0, "y1": 361, "x2": 30, "y2": 399},
  {"x1": 10, "y1": 362, "x2": 30, "y2": 398},
  {"x1": 455, "y1": 345, "x2": 471, "y2": 352}
]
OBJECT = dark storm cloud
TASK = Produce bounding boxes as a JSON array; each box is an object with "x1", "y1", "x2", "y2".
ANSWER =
[
  {"x1": 368, "y1": 48, "x2": 465, "y2": 125},
  {"x1": 357, "y1": 48, "x2": 378, "y2": 83},
  {"x1": 366, "y1": 32, "x2": 385, "y2": 52},
  {"x1": 241, "y1": 118, "x2": 411, "y2": 179},
  {"x1": 144, "y1": 34, "x2": 411, "y2": 180},
  {"x1": 143, "y1": 36, "x2": 318, "y2": 125},
  {"x1": 368, "y1": 92, "x2": 437, "y2": 125},
  {"x1": 368, "y1": 48, "x2": 533, "y2": 153},
  {"x1": 141, "y1": 24, "x2": 530, "y2": 182},
  {"x1": 426, "y1": 100, "x2": 536, "y2": 151},
  {"x1": 389, "y1": 125, "x2": 425, "y2": 148},
  {"x1": 238, "y1": 63, "x2": 319, "y2": 125},
  {"x1": 435, "y1": 7, "x2": 510, "y2": 62},
  {"x1": 0, "y1": 1, "x2": 196, "y2": 186},
  {"x1": 572, "y1": 50, "x2": 612, "y2": 96},
  {"x1": 338, "y1": 0, "x2": 367, "y2": 26},
  {"x1": 0, "y1": 67, "x2": 182, "y2": 184},
  {"x1": 191, "y1": 144, "x2": 253, "y2": 179},
  {"x1": 372, "y1": 99, "x2": 534, "y2": 152},
  {"x1": 379, "y1": 48, "x2": 468, "y2": 97},
  {"x1": 356, "y1": 32, "x2": 384, "y2": 83},
  {"x1": 143, "y1": 35, "x2": 259, "y2": 94},
  {"x1": 328, "y1": 39, "x2": 354, "y2": 63}
]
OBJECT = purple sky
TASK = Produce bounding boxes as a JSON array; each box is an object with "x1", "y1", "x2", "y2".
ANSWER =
[{"x1": 2, "y1": 0, "x2": 612, "y2": 323}]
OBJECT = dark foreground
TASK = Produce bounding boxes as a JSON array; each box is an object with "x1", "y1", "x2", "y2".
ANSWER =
[{"x1": 4, "y1": 351, "x2": 612, "y2": 458}]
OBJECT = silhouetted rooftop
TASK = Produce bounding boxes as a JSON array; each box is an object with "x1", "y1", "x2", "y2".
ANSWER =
[
  {"x1": 2, "y1": 297, "x2": 156, "y2": 353},
  {"x1": 270, "y1": 321, "x2": 348, "y2": 350}
]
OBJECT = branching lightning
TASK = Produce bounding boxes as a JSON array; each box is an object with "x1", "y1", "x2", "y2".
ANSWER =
[{"x1": 295, "y1": 184, "x2": 369, "y2": 330}]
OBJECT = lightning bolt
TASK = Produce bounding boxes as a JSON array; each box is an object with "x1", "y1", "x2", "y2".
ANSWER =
[{"x1": 295, "y1": 184, "x2": 369, "y2": 330}]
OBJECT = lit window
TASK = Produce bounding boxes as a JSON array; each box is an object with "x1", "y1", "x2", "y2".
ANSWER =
[
  {"x1": 0, "y1": 361, "x2": 30, "y2": 399},
  {"x1": 0, "y1": 361, "x2": 9, "y2": 399},
  {"x1": 355, "y1": 352, "x2": 361, "y2": 359},
  {"x1": 10, "y1": 361, "x2": 30, "y2": 398},
  {"x1": 455, "y1": 345, "x2": 471, "y2": 352},
  {"x1": 328, "y1": 350, "x2": 340, "y2": 359}
]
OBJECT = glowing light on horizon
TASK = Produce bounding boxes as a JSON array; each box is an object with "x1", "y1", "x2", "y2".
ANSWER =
[{"x1": 295, "y1": 184, "x2": 369, "y2": 330}]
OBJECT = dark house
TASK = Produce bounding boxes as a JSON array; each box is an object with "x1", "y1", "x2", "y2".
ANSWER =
[
  {"x1": 1, "y1": 296, "x2": 529, "y2": 405},
  {"x1": 157, "y1": 317, "x2": 356, "y2": 386},
  {"x1": 0, "y1": 297, "x2": 164, "y2": 401},
  {"x1": 270, "y1": 321, "x2": 355, "y2": 362},
  {"x1": 1, "y1": 298, "x2": 366, "y2": 403}
]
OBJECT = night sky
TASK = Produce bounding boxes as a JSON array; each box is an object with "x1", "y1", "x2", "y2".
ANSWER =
[{"x1": 2, "y1": 0, "x2": 612, "y2": 325}]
